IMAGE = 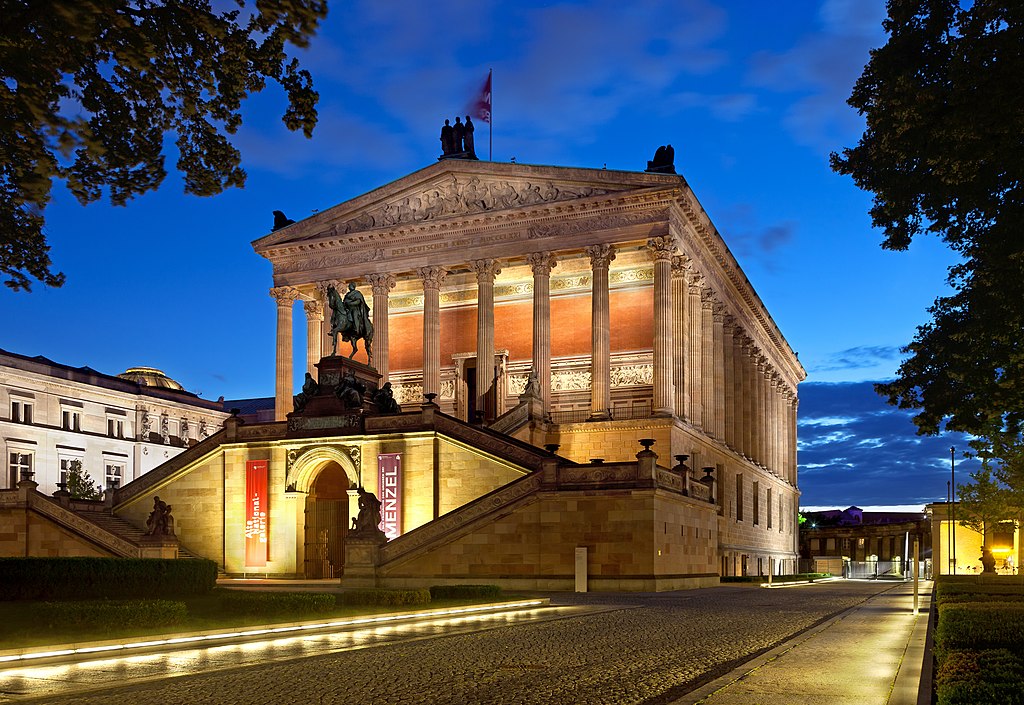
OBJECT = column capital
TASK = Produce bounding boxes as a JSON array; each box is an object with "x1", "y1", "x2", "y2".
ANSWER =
[
  {"x1": 469, "y1": 258, "x2": 502, "y2": 281},
  {"x1": 270, "y1": 286, "x2": 302, "y2": 306},
  {"x1": 671, "y1": 254, "x2": 691, "y2": 276},
  {"x1": 712, "y1": 300, "x2": 727, "y2": 323},
  {"x1": 315, "y1": 279, "x2": 342, "y2": 298},
  {"x1": 526, "y1": 251, "x2": 558, "y2": 275},
  {"x1": 688, "y1": 271, "x2": 705, "y2": 293},
  {"x1": 700, "y1": 286, "x2": 715, "y2": 310},
  {"x1": 303, "y1": 299, "x2": 324, "y2": 317},
  {"x1": 722, "y1": 313, "x2": 736, "y2": 332},
  {"x1": 585, "y1": 243, "x2": 616, "y2": 269},
  {"x1": 367, "y1": 272, "x2": 397, "y2": 294},
  {"x1": 418, "y1": 266, "x2": 449, "y2": 290},
  {"x1": 646, "y1": 235, "x2": 677, "y2": 262}
]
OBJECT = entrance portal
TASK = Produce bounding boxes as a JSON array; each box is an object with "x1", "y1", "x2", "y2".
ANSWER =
[{"x1": 304, "y1": 462, "x2": 350, "y2": 578}]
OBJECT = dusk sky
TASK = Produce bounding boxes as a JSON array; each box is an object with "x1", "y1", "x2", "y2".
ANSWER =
[{"x1": 2, "y1": 0, "x2": 978, "y2": 508}]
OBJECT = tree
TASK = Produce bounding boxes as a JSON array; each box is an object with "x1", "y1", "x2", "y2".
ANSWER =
[
  {"x1": 1, "y1": 0, "x2": 326, "y2": 291},
  {"x1": 66, "y1": 459, "x2": 102, "y2": 500},
  {"x1": 957, "y1": 464, "x2": 1015, "y2": 549},
  {"x1": 831, "y1": 0, "x2": 1024, "y2": 442}
]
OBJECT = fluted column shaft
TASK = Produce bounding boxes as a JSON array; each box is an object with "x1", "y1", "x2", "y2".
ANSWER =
[
  {"x1": 757, "y1": 358, "x2": 770, "y2": 466},
  {"x1": 686, "y1": 273, "x2": 705, "y2": 427},
  {"x1": 586, "y1": 244, "x2": 616, "y2": 420},
  {"x1": 368, "y1": 273, "x2": 396, "y2": 381},
  {"x1": 739, "y1": 338, "x2": 753, "y2": 458},
  {"x1": 789, "y1": 395, "x2": 799, "y2": 485},
  {"x1": 723, "y1": 317, "x2": 737, "y2": 449},
  {"x1": 527, "y1": 252, "x2": 557, "y2": 415},
  {"x1": 752, "y1": 355, "x2": 765, "y2": 465},
  {"x1": 700, "y1": 288, "x2": 715, "y2": 434},
  {"x1": 470, "y1": 259, "x2": 501, "y2": 420},
  {"x1": 648, "y1": 236, "x2": 675, "y2": 417},
  {"x1": 712, "y1": 301, "x2": 726, "y2": 439},
  {"x1": 304, "y1": 299, "x2": 324, "y2": 380},
  {"x1": 271, "y1": 286, "x2": 301, "y2": 422},
  {"x1": 418, "y1": 267, "x2": 448, "y2": 399},
  {"x1": 671, "y1": 256, "x2": 690, "y2": 422}
]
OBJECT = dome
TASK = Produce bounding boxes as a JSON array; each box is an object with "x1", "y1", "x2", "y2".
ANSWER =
[{"x1": 118, "y1": 366, "x2": 185, "y2": 391}]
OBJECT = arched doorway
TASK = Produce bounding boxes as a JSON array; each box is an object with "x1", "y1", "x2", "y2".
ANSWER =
[{"x1": 304, "y1": 462, "x2": 352, "y2": 578}]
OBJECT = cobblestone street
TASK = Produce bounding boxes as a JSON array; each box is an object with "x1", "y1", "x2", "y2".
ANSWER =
[{"x1": 7, "y1": 582, "x2": 897, "y2": 705}]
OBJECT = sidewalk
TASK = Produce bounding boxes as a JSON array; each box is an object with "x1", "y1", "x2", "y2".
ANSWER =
[{"x1": 676, "y1": 580, "x2": 933, "y2": 705}]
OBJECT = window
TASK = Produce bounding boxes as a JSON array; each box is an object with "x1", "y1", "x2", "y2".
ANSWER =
[
  {"x1": 735, "y1": 473, "x2": 744, "y2": 521},
  {"x1": 107, "y1": 418, "x2": 125, "y2": 438},
  {"x1": 61, "y1": 408, "x2": 82, "y2": 431},
  {"x1": 11, "y1": 399, "x2": 33, "y2": 424},
  {"x1": 59, "y1": 457, "x2": 79, "y2": 488},
  {"x1": 767, "y1": 488, "x2": 773, "y2": 529},
  {"x1": 753, "y1": 481, "x2": 760, "y2": 525},
  {"x1": 9, "y1": 451, "x2": 32, "y2": 486},
  {"x1": 105, "y1": 463, "x2": 124, "y2": 490}
]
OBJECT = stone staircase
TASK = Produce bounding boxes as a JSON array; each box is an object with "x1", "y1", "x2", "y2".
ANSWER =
[{"x1": 79, "y1": 510, "x2": 203, "y2": 560}]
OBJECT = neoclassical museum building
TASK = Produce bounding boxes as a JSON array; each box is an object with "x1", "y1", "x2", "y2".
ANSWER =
[{"x1": 1, "y1": 156, "x2": 804, "y2": 591}]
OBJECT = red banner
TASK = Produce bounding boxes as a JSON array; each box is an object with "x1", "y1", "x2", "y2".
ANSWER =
[
  {"x1": 245, "y1": 460, "x2": 269, "y2": 566},
  {"x1": 378, "y1": 454, "x2": 401, "y2": 539}
]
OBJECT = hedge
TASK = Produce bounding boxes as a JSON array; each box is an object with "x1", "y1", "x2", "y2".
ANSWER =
[
  {"x1": 34, "y1": 599, "x2": 188, "y2": 633},
  {"x1": 936, "y1": 649, "x2": 1024, "y2": 705},
  {"x1": 335, "y1": 588, "x2": 431, "y2": 607},
  {"x1": 215, "y1": 590, "x2": 336, "y2": 617},
  {"x1": 935, "y1": 602, "x2": 1024, "y2": 653},
  {"x1": 429, "y1": 585, "x2": 502, "y2": 600},
  {"x1": 0, "y1": 557, "x2": 219, "y2": 600}
]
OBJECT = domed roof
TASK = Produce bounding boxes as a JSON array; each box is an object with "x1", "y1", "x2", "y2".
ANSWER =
[{"x1": 118, "y1": 366, "x2": 185, "y2": 391}]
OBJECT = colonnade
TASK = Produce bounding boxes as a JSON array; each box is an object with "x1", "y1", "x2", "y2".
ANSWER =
[{"x1": 269, "y1": 238, "x2": 798, "y2": 482}]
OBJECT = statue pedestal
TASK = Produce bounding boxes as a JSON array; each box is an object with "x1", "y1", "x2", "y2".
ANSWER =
[
  {"x1": 287, "y1": 357, "x2": 383, "y2": 437},
  {"x1": 343, "y1": 536, "x2": 386, "y2": 587},
  {"x1": 139, "y1": 534, "x2": 179, "y2": 559}
]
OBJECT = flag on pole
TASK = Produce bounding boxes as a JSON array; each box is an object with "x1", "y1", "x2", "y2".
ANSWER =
[{"x1": 468, "y1": 71, "x2": 492, "y2": 123}]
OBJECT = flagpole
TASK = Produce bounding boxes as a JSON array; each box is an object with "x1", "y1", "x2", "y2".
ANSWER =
[{"x1": 488, "y1": 68, "x2": 493, "y2": 161}]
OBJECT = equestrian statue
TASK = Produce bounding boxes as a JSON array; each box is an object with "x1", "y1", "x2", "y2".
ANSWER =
[{"x1": 327, "y1": 283, "x2": 374, "y2": 359}]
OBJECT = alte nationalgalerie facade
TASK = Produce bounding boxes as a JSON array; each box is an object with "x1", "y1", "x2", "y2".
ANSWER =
[{"x1": 1, "y1": 157, "x2": 805, "y2": 590}]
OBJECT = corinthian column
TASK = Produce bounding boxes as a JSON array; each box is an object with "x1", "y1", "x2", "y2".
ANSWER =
[
  {"x1": 585, "y1": 244, "x2": 616, "y2": 420},
  {"x1": 671, "y1": 256, "x2": 690, "y2": 421},
  {"x1": 270, "y1": 286, "x2": 301, "y2": 421},
  {"x1": 789, "y1": 394, "x2": 799, "y2": 485},
  {"x1": 418, "y1": 266, "x2": 448, "y2": 400},
  {"x1": 722, "y1": 316, "x2": 737, "y2": 449},
  {"x1": 647, "y1": 236, "x2": 675, "y2": 417},
  {"x1": 686, "y1": 272, "x2": 705, "y2": 427},
  {"x1": 712, "y1": 300, "x2": 726, "y2": 440},
  {"x1": 303, "y1": 299, "x2": 324, "y2": 379},
  {"x1": 367, "y1": 273, "x2": 396, "y2": 381},
  {"x1": 526, "y1": 251, "x2": 557, "y2": 415},
  {"x1": 470, "y1": 259, "x2": 501, "y2": 420},
  {"x1": 701, "y1": 287, "x2": 715, "y2": 436}
]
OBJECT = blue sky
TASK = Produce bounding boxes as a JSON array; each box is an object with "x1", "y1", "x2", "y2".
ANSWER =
[{"x1": 2, "y1": 0, "x2": 977, "y2": 507}]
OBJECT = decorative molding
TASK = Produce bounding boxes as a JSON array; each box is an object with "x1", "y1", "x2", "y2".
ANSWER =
[
  {"x1": 269, "y1": 286, "x2": 302, "y2": 304},
  {"x1": 585, "y1": 243, "x2": 616, "y2": 269}
]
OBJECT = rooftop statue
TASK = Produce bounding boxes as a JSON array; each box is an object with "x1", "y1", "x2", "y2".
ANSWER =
[
  {"x1": 327, "y1": 283, "x2": 374, "y2": 359},
  {"x1": 272, "y1": 210, "x2": 295, "y2": 231},
  {"x1": 646, "y1": 144, "x2": 676, "y2": 174}
]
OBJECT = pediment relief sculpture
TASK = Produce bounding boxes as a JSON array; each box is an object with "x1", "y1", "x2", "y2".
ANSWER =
[{"x1": 319, "y1": 176, "x2": 614, "y2": 238}]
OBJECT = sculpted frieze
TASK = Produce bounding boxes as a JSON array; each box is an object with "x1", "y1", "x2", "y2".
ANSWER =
[
  {"x1": 276, "y1": 247, "x2": 386, "y2": 275},
  {"x1": 334, "y1": 177, "x2": 611, "y2": 237},
  {"x1": 527, "y1": 209, "x2": 666, "y2": 240}
]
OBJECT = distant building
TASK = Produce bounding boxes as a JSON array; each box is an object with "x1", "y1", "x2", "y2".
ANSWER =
[
  {"x1": 1, "y1": 348, "x2": 228, "y2": 495},
  {"x1": 800, "y1": 506, "x2": 930, "y2": 577},
  {"x1": 927, "y1": 502, "x2": 1020, "y2": 576}
]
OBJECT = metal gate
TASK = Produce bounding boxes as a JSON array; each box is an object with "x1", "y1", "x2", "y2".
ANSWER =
[{"x1": 304, "y1": 498, "x2": 347, "y2": 578}]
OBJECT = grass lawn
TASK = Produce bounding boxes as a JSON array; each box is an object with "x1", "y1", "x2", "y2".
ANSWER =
[{"x1": 0, "y1": 589, "x2": 517, "y2": 651}]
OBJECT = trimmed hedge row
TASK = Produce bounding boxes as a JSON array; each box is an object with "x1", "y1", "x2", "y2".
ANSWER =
[
  {"x1": 215, "y1": 591, "x2": 336, "y2": 617},
  {"x1": 936, "y1": 649, "x2": 1024, "y2": 705},
  {"x1": 0, "y1": 558, "x2": 218, "y2": 600},
  {"x1": 429, "y1": 584, "x2": 502, "y2": 600},
  {"x1": 335, "y1": 588, "x2": 431, "y2": 607},
  {"x1": 935, "y1": 601, "x2": 1024, "y2": 653},
  {"x1": 34, "y1": 599, "x2": 188, "y2": 632}
]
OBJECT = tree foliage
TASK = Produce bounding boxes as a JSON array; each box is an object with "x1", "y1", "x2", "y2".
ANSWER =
[
  {"x1": 831, "y1": 0, "x2": 1024, "y2": 441},
  {"x1": 66, "y1": 459, "x2": 101, "y2": 500},
  {"x1": 0, "y1": 0, "x2": 326, "y2": 290},
  {"x1": 957, "y1": 464, "x2": 1015, "y2": 546}
]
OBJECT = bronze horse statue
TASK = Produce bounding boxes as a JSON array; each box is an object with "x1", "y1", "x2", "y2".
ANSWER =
[{"x1": 327, "y1": 283, "x2": 374, "y2": 359}]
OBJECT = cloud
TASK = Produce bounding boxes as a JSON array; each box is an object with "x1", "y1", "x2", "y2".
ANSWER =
[
  {"x1": 809, "y1": 345, "x2": 902, "y2": 373},
  {"x1": 797, "y1": 381, "x2": 978, "y2": 507},
  {"x1": 715, "y1": 203, "x2": 798, "y2": 269},
  {"x1": 745, "y1": 0, "x2": 887, "y2": 152}
]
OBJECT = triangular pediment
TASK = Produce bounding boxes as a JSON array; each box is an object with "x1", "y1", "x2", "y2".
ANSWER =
[{"x1": 253, "y1": 160, "x2": 683, "y2": 253}]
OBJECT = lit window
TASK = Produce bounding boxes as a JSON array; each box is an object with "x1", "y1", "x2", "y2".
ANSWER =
[
  {"x1": 11, "y1": 399, "x2": 34, "y2": 424},
  {"x1": 9, "y1": 452, "x2": 33, "y2": 486}
]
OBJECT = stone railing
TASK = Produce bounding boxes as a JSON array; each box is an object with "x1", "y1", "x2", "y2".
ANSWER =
[
  {"x1": 27, "y1": 490, "x2": 140, "y2": 557},
  {"x1": 379, "y1": 472, "x2": 545, "y2": 565},
  {"x1": 487, "y1": 400, "x2": 532, "y2": 435},
  {"x1": 114, "y1": 430, "x2": 226, "y2": 508}
]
